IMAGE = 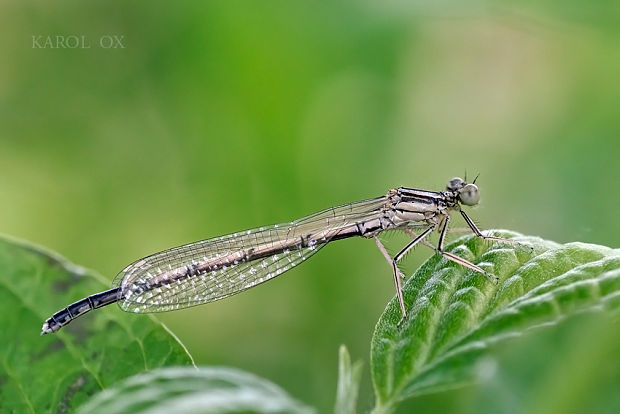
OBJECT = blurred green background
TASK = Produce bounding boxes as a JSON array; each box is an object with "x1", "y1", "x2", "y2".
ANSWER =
[{"x1": 1, "y1": 1, "x2": 618, "y2": 412}]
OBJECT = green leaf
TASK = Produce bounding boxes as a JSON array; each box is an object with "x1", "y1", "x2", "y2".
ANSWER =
[
  {"x1": 370, "y1": 230, "x2": 620, "y2": 413},
  {"x1": 458, "y1": 312, "x2": 620, "y2": 414},
  {"x1": 0, "y1": 235, "x2": 194, "y2": 413},
  {"x1": 334, "y1": 345, "x2": 363, "y2": 414},
  {"x1": 77, "y1": 366, "x2": 314, "y2": 414}
]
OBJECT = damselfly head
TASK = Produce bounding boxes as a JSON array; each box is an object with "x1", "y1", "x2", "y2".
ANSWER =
[
  {"x1": 447, "y1": 177, "x2": 480, "y2": 206},
  {"x1": 458, "y1": 183, "x2": 480, "y2": 206}
]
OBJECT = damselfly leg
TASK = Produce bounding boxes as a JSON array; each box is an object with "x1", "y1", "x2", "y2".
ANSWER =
[{"x1": 375, "y1": 212, "x2": 529, "y2": 325}]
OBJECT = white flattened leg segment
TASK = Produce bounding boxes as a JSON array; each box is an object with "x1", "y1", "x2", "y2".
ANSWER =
[{"x1": 372, "y1": 225, "x2": 436, "y2": 324}]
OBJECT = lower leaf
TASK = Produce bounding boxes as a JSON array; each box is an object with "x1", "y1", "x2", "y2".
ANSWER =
[{"x1": 77, "y1": 366, "x2": 315, "y2": 414}]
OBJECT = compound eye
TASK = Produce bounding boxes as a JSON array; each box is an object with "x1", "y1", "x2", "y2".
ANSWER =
[
  {"x1": 459, "y1": 183, "x2": 480, "y2": 206},
  {"x1": 447, "y1": 177, "x2": 464, "y2": 191}
]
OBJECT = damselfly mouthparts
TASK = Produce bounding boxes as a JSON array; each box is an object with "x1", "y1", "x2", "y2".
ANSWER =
[{"x1": 42, "y1": 177, "x2": 523, "y2": 335}]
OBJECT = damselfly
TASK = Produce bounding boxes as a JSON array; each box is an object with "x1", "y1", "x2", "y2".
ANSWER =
[{"x1": 42, "y1": 177, "x2": 522, "y2": 335}]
